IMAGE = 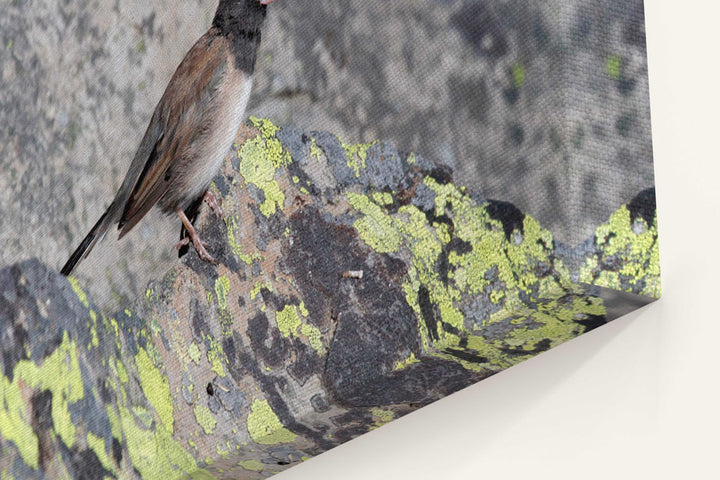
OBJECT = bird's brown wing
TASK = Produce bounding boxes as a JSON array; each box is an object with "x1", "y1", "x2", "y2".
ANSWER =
[{"x1": 118, "y1": 29, "x2": 229, "y2": 237}]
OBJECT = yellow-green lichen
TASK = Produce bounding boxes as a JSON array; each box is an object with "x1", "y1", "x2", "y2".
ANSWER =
[
  {"x1": 106, "y1": 405, "x2": 121, "y2": 440},
  {"x1": 0, "y1": 332, "x2": 86, "y2": 468},
  {"x1": 346, "y1": 171, "x2": 604, "y2": 373},
  {"x1": 188, "y1": 343, "x2": 202, "y2": 365},
  {"x1": 579, "y1": 205, "x2": 660, "y2": 298},
  {"x1": 108, "y1": 316, "x2": 122, "y2": 351},
  {"x1": 216, "y1": 443, "x2": 231, "y2": 459},
  {"x1": 372, "y1": 191, "x2": 393, "y2": 205},
  {"x1": 107, "y1": 358, "x2": 128, "y2": 406},
  {"x1": 67, "y1": 276, "x2": 90, "y2": 308},
  {"x1": 133, "y1": 404, "x2": 155, "y2": 430},
  {"x1": 135, "y1": 348, "x2": 174, "y2": 433},
  {"x1": 87, "y1": 432, "x2": 117, "y2": 475},
  {"x1": 464, "y1": 335, "x2": 515, "y2": 370},
  {"x1": 238, "y1": 460, "x2": 265, "y2": 472},
  {"x1": 309, "y1": 137, "x2": 323, "y2": 160},
  {"x1": 214, "y1": 276, "x2": 231, "y2": 312},
  {"x1": 505, "y1": 313, "x2": 580, "y2": 350},
  {"x1": 426, "y1": 177, "x2": 557, "y2": 308},
  {"x1": 347, "y1": 192, "x2": 402, "y2": 253},
  {"x1": 369, "y1": 407, "x2": 394, "y2": 428},
  {"x1": 435, "y1": 221, "x2": 451, "y2": 244},
  {"x1": 246, "y1": 399, "x2": 297, "y2": 445},
  {"x1": 275, "y1": 305, "x2": 325, "y2": 354},
  {"x1": 225, "y1": 215, "x2": 264, "y2": 265},
  {"x1": 606, "y1": 54, "x2": 622, "y2": 80},
  {"x1": 393, "y1": 352, "x2": 420, "y2": 371},
  {"x1": 250, "y1": 281, "x2": 273, "y2": 300},
  {"x1": 19, "y1": 331, "x2": 83, "y2": 448},
  {"x1": 0, "y1": 373, "x2": 39, "y2": 468},
  {"x1": 300, "y1": 323, "x2": 325, "y2": 355},
  {"x1": 342, "y1": 139, "x2": 377, "y2": 177},
  {"x1": 275, "y1": 304, "x2": 301, "y2": 338},
  {"x1": 206, "y1": 337, "x2": 227, "y2": 378},
  {"x1": 116, "y1": 359, "x2": 129, "y2": 385},
  {"x1": 0, "y1": 470, "x2": 15, "y2": 480},
  {"x1": 88, "y1": 310, "x2": 99, "y2": 349},
  {"x1": 193, "y1": 405, "x2": 217, "y2": 435},
  {"x1": 147, "y1": 310, "x2": 163, "y2": 337},
  {"x1": 206, "y1": 290, "x2": 214, "y2": 307},
  {"x1": 249, "y1": 117, "x2": 290, "y2": 168},
  {"x1": 511, "y1": 63, "x2": 526, "y2": 88},
  {"x1": 238, "y1": 118, "x2": 291, "y2": 217},
  {"x1": 116, "y1": 404, "x2": 207, "y2": 479}
]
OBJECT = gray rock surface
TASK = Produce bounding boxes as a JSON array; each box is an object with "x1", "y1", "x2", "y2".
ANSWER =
[
  {"x1": 0, "y1": 0, "x2": 654, "y2": 310},
  {"x1": 251, "y1": 0, "x2": 654, "y2": 244},
  {"x1": 0, "y1": 119, "x2": 658, "y2": 479},
  {"x1": 1, "y1": 0, "x2": 217, "y2": 309}
]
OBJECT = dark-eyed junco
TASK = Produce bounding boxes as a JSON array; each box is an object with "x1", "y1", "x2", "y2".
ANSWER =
[{"x1": 61, "y1": 0, "x2": 275, "y2": 276}]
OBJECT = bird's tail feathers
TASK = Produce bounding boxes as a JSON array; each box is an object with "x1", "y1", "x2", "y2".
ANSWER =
[{"x1": 60, "y1": 208, "x2": 114, "y2": 276}]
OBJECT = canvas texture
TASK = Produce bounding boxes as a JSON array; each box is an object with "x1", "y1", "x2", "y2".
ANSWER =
[{"x1": 0, "y1": 0, "x2": 658, "y2": 478}]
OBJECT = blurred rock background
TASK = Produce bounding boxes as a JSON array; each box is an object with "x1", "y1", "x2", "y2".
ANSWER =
[{"x1": 0, "y1": 0, "x2": 653, "y2": 309}]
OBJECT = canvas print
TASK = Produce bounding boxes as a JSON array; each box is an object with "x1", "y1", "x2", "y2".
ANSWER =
[{"x1": 0, "y1": 0, "x2": 658, "y2": 478}]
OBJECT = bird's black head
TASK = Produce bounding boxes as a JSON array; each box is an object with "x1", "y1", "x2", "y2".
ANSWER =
[
  {"x1": 213, "y1": 0, "x2": 275, "y2": 73},
  {"x1": 213, "y1": 0, "x2": 275, "y2": 34}
]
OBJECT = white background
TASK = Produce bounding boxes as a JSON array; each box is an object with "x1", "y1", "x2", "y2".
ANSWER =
[{"x1": 277, "y1": 1, "x2": 720, "y2": 478}]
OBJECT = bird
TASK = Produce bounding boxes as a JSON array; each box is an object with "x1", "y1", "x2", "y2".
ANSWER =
[{"x1": 60, "y1": 0, "x2": 275, "y2": 277}]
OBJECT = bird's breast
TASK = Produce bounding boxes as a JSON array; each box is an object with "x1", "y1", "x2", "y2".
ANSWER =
[{"x1": 182, "y1": 72, "x2": 253, "y2": 205}]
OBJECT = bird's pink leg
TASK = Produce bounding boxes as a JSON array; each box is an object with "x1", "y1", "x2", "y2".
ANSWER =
[
  {"x1": 203, "y1": 190, "x2": 223, "y2": 217},
  {"x1": 175, "y1": 207, "x2": 217, "y2": 264}
]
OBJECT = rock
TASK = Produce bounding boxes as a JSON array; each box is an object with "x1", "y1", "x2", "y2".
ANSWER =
[
  {"x1": 1, "y1": 0, "x2": 654, "y2": 312},
  {"x1": 0, "y1": 0, "x2": 216, "y2": 311},
  {"x1": 0, "y1": 119, "x2": 659, "y2": 479},
  {"x1": 251, "y1": 0, "x2": 655, "y2": 245}
]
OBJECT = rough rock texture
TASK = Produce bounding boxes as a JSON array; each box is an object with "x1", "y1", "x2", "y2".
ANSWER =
[
  {"x1": 0, "y1": 121, "x2": 659, "y2": 479},
  {"x1": 0, "y1": 0, "x2": 218, "y2": 310},
  {"x1": 253, "y1": 0, "x2": 655, "y2": 247},
  {"x1": 1, "y1": 0, "x2": 654, "y2": 311}
]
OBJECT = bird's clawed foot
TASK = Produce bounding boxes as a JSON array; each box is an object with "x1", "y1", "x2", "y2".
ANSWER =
[
  {"x1": 176, "y1": 207, "x2": 218, "y2": 265},
  {"x1": 203, "y1": 190, "x2": 223, "y2": 218}
]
